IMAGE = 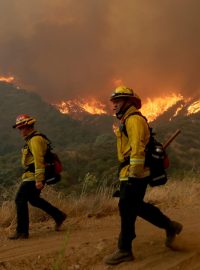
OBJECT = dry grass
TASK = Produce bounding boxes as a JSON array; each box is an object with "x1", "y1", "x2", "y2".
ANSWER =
[
  {"x1": 146, "y1": 176, "x2": 200, "y2": 208},
  {"x1": 0, "y1": 176, "x2": 200, "y2": 230}
]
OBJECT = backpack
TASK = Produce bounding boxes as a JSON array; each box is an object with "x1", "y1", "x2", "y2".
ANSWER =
[
  {"x1": 122, "y1": 112, "x2": 169, "y2": 187},
  {"x1": 25, "y1": 132, "x2": 63, "y2": 185},
  {"x1": 144, "y1": 128, "x2": 169, "y2": 186}
]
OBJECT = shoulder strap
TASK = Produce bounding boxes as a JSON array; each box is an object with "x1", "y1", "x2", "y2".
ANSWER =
[
  {"x1": 25, "y1": 131, "x2": 50, "y2": 143},
  {"x1": 125, "y1": 111, "x2": 148, "y2": 122},
  {"x1": 122, "y1": 112, "x2": 149, "y2": 137},
  {"x1": 25, "y1": 131, "x2": 52, "y2": 153}
]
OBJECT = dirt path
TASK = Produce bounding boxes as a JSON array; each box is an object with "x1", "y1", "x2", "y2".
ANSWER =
[{"x1": 0, "y1": 204, "x2": 200, "y2": 270}]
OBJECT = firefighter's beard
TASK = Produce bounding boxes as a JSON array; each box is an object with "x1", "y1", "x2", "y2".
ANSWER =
[
  {"x1": 116, "y1": 110, "x2": 124, "y2": 120},
  {"x1": 114, "y1": 101, "x2": 131, "y2": 119}
]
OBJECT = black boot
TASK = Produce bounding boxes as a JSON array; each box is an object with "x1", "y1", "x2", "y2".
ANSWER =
[
  {"x1": 104, "y1": 250, "x2": 134, "y2": 265},
  {"x1": 55, "y1": 212, "x2": 67, "y2": 231},
  {"x1": 165, "y1": 221, "x2": 183, "y2": 247}
]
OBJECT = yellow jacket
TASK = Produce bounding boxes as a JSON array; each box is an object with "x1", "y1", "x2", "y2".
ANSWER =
[
  {"x1": 21, "y1": 130, "x2": 48, "y2": 182},
  {"x1": 115, "y1": 106, "x2": 150, "y2": 181}
]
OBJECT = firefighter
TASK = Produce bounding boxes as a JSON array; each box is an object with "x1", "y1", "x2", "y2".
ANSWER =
[
  {"x1": 9, "y1": 114, "x2": 67, "y2": 239},
  {"x1": 104, "y1": 86, "x2": 183, "y2": 265}
]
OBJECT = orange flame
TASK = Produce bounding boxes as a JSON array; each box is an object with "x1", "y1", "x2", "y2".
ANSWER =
[
  {"x1": 141, "y1": 93, "x2": 183, "y2": 122},
  {"x1": 54, "y1": 93, "x2": 185, "y2": 121},
  {"x1": 187, "y1": 100, "x2": 200, "y2": 115},
  {"x1": 173, "y1": 104, "x2": 184, "y2": 118},
  {"x1": 0, "y1": 76, "x2": 14, "y2": 83},
  {"x1": 54, "y1": 98, "x2": 106, "y2": 115}
]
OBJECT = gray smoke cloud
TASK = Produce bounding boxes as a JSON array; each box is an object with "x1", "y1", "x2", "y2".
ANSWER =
[{"x1": 0, "y1": 0, "x2": 200, "y2": 104}]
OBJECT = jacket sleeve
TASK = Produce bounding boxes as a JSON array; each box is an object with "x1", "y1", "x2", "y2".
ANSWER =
[
  {"x1": 29, "y1": 136, "x2": 47, "y2": 182},
  {"x1": 126, "y1": 115, "x2": 148, "y2": 178}
]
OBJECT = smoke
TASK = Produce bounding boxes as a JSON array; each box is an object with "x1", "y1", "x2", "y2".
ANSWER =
[{"x1": 0, "y1": 0, "x2": 200, "y2": 103}]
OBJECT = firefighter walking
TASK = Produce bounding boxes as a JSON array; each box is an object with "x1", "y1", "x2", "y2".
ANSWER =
[
  {"x1": 104, "y1": 86, "x2": 183, "y2": 265},
  {"x1": 9, "y1": 114, "x2": 66, "y2": 239}
]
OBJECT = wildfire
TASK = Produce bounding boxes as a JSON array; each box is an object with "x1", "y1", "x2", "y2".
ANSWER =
[
  {"x1": 54, "y1": 94, "x2": 184, "y2": 121},
  {"x1": 187, "y1": 100, "x2": 200, "y2": 115},
  {"x1": 54, "y1": 98, "x2": 107, "y2": 115},
  {"x1": 141, "y1": 93, "x2": 184, "y2": 122},
  {"x1": 173, "y1": 104, "x2": 184, "y2": 118},
  {"x1": 0, "y1": 76, "x2": 14, "y2": 83}
]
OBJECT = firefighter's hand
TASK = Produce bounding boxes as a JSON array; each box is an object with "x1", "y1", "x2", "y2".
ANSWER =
[{"x1": 35, "y1": 181, "x2": 44, "y2": 190}]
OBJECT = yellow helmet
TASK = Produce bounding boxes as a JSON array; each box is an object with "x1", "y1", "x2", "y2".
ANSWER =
[
  {"x1": 13, "y1": 114, "x2": 36, "y2": 129},
  {"x1": 110, "y1": 86, "x2": 141, "y2": 109}
]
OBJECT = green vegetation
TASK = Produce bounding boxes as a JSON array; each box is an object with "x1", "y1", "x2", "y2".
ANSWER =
[
  {"x1": 0, "y1": 81, "x2": 200, "y2": 196},
  {"x1": 0, "y1": 82, "x2": 116, "y2": 194}
]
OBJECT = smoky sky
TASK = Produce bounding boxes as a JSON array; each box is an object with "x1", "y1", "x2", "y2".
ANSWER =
[{"x1": 0, "y1": 0, "x2": 200, "y2": 103}]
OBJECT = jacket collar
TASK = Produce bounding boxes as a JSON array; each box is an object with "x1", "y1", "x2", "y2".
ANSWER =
[
  {"x1": 121, "y1": 105, "x2": 139, "y2": 122},
  {"x1": 25, "y1": 129, "x2": 37, "y2": 141}
]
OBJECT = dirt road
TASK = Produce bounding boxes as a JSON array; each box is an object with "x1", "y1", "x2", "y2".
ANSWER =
[{"x1": 0, "y1": 203, "x2": 200, "y2": 270}]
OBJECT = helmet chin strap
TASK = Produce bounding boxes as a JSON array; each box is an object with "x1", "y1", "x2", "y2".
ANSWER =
[{"x1": 116, "y1": 100, "x2": 132, "y2": 119}]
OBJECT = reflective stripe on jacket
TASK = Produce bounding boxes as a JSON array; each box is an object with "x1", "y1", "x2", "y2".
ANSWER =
[
  {"x1": 115, "y1": 106, "x2": 150, "y2": 181},
  {"x1": 21, "y1": 130, "x2": 48, "y2": 182}
]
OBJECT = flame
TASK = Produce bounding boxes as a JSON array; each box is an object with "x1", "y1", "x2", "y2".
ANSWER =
[
  {"x1": 54, "y1": 98, "x2": 106, "y2": 115},
  {"x1": 169, "y1": 104, "x2": 184, "y2": 121},
  {"x1": 54, "y1": 93, "x2": 185, "y2": 121},
  {"x1": 173, "y1": 104, "x2": 184, "y2": 118},
  {"x1": 187, "y1": 100, "x2": 200, "y2": 115},
  {"x1": 141, "y1": 93, "x2": 183, "y2": 122},
  {"x1": 0, "y1": 76, "x2": 14, "y2": 83}
]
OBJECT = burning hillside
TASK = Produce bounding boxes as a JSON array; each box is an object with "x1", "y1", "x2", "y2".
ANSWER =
[
  {"x1": 53, "y1": 98, "x2": 107, "y2": 120},
  {"x1": 1, "y1": 80, "x2": 200, "y2": 175},
  {"x1": 187, "y1": 100, "x2": 200, "y2": 115},
  {"x1": 53, "y1": 93, "x2": 185, "y2": 122},
  {"x1": 165, "y1": 98, "x2": 200, "y2": 121},
  {"x1": 142, "y1": 96, "x2": 200, "y2": 121},
  {"x1": 53, "y1": 92, "x2": 200, "y2": 122},
  {"x1": 1, "y1": 77, "x2": 200, "y2": 122},
  {"x1": 141, "y1": 93, "x2": 183, "y2": 122},
  {"x1": 0, "y1": 76, "x2": 14, "y2": 83}
]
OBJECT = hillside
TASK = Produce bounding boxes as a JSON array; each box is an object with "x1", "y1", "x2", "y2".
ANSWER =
[
  {"x1": 151, "y1": 101, "x2": 200, "y2": 172},
  {"x1": 0, "y1": 82, "x2": 115, "y2": 189},
  {"x1": 0, "y1": 82, "x2": 113, "y2": 154},
  {"x1": 1, "y1": 81, "x2": 200, "y2": 190}
]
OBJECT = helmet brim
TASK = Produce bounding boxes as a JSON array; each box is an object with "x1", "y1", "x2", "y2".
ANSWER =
[
  {"x1": 110, "y1": 95, "x2": 141, "y2": 109},
  {"x1": 12, "y1": 118, "x2": 36, "y2": 129},
  {"x1": 13, "y1": 123, "x2": 26, "y2": 129},
  {"x1": 110, "y1": 93, "x2": 134, "y2": 101}
]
